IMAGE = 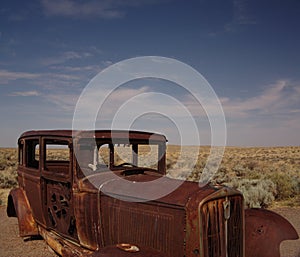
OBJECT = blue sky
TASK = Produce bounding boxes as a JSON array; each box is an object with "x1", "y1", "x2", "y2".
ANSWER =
[{"x1": 0, "y1": 0, "x2": 300, "y2": 147}]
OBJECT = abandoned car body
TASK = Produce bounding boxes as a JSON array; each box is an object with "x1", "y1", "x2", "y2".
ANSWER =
[{"x1": 7, "y1": 130, "x2": 298, "y2": 257}]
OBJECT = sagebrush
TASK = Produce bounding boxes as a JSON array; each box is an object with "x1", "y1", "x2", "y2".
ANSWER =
[
  {"x1": 167, "y1": 145, "x2": 300, "y2": 208},
  {"x1": 0, "y1": 148, "x2": 18, "y2": 188}
]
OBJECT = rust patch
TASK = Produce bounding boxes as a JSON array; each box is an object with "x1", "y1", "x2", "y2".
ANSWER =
[{"x1": 7, "y1": 188, "x2": 39, "y2": 237}]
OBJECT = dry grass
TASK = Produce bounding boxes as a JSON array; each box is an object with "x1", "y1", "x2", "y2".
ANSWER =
[
  {"x1": 166, "y1": 145, "x2": 300, "y2": 208},
  {"x1": 0, "y1": 146, "x2": 299, "y2": 208},
  {"x1": 0, "y1": 148, "x2": 18, "y2": 190}
]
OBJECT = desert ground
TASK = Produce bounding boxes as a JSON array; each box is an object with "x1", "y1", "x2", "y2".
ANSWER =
[
  {"x1": 0, "y1": 204, "x2": 299, "y2": 257},
  {"x1": 0, "y1": 146, "x2": 299, "y2": 256}
]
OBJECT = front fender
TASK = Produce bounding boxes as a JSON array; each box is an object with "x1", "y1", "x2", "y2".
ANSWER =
[
  {"x1": 245, "y1": 208, "x2": 298, "y2": 257},
  {"x1": 7, "y1": 188, "x2": 39, "y2": 237}
]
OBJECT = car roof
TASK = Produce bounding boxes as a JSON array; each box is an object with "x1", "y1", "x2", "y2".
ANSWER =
[{"x1": 19, "y1": 130, "x2": 167, "y2": 142}]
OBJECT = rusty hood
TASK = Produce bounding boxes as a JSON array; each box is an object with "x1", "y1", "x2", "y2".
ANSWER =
[{"x1": 78, "y1": 170, "x2": 217, "y2": 206}]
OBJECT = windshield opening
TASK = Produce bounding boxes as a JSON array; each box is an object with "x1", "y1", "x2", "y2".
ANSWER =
[{"x1": 76, "y1": 139, "x2": 166, "y2": 177}]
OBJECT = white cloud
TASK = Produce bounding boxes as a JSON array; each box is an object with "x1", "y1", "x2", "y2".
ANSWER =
[
  {"x1": 0, "y1": 67, "x2": 87, "y2": 101},
  {"x1": 50, "y1": 65, "x2": 102, "y2": 73},
  {"x1": 0, "y1": 69, "x2": 39, "y2": 84},
  {"x1": 222, "y1": 80, "x2": 300, "y2": 146},
  {"x1": 221, "y1": 80, "x2": 300, "y2": 118},
  {"x1": 46, "y1": 93, "x2": 79, "y2": 112},
  {"x1": 9, "y1": 91, "x2": 41, "y2": 97},
  {"x1": 39, "y1": 86, "x2": 149, "y2": 114},
  {"x1": 41, "y1": 51, "x2": 93, "y2": 66},
  {"x1": 75, "y1": 86, "x2": 150, "y2": 121}
]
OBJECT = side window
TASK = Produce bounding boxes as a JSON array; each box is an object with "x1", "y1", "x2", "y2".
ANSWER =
[
  {"x1": 44, "y1": 139, "x2": 70, "y2": 174},
  {"x1": 18, "y1": 141, "x2": 24, "y2": 166},
  {"x1": 25, "y1": 139, "x2": 39, "y2": 169}
]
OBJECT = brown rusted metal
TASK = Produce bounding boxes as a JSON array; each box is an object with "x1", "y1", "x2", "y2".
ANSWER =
[
  {"x1": 38, "y1": 225, "x2": 93, "y2": 257},
  {"x1": 7, "y1": 188, "x2": 39, "y2": 237},
  {"x1": 90, "y1": 245, "x2": 167, "y2": 257},
  {"x1": 7, "y1": 130, "x2": 299, "y2": 257},
  {"x1": 20, "y1": 130, "x2": 166, "y2": 143},
  {"x1": 100, "y1": 194, "x2": 185, "y2": 257},
  {"x1": 194, "y1": 187, "x2": 245, "y2": 257},
  {"x1": 245, "y1": 208, "x2": 299, "y2": 257}
]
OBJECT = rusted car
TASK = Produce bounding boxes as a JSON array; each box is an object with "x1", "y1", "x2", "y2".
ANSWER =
[{"x1": 7, "y1": 130, "x2": 298, "y2": 257}]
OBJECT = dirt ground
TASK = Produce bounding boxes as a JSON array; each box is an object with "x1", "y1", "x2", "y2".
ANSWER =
[
  {"x1": 271, "y1": 207, "x2": 300, "y2": 257},
  {"x1": 0, "y1": 205, "x2": 299, "y2": 257},
  {"x1": 0, "y1": 206, "x2": 56, "y2": 257}
]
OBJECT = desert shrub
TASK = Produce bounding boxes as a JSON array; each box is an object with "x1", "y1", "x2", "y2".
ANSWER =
[
  {"x1": 0, "y1": 149, "x2": 17, "y2": 163},
  {"x1": 0, "y1": 149, "x2": 18, "y2": 171},
  {"x1": 231, "y1": 163, "x2": 263, "y2": 180},
  {"x1": 0, "y1": 168, "x2": 18, "y2": 188},
  {"x1": 225, "y1": 178, "x2": 276, "y2": 208},
  {"x1": 232, "y1": 164, "x2": 247, "y2": 177},
  {"x1": 210, "y1": 167, "x2": 232, "y2": 184},
  {"x1": 186, "y1": 160, "x2": 206, "y2": 181},
  {"x1": 246, "y1": 170, "x2": 263, "y2": 180},
  {"x1": 0, "y1": 149, "x2": 18, "y2": 189},
  {"x1": 244, "y1": 161, "x2": 258, "y2": 171},
  {"x1": 0, "y1": 160, "x2": 6, "y2": 171},
  {"x1": 267, "y1": 172, "x2": 300, "y2": 200},
  {"x1": 291, "y1": 175, "x2": 300, "y2": 195}
]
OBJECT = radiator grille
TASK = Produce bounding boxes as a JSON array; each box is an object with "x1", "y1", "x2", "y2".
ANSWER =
[{"x1": 201, "y1": 195, "x2": 243, "y2": 257}]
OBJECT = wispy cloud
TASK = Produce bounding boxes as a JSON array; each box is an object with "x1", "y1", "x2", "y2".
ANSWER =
[
  {"x1": 41, "y1": 51, "x2": 93, "y2": 66},
  {"x1": 221, "y1": 80, "x2": 300, "y2": 145},
  {"x1": 42, "y1": 86, "x2": 150, "y2": 115},
  {"x1": 0, "y1": 69, "x2": 39, "y2": 84},
  {"x1": 9, "y1": 91, "x2": 41, "y2": 97},
  {"x1": 0, "y1": 67, "x2": 86, "y2": 99},
  {"x1": 221, "y1": 80, "x2": 300, "y2": 118},
  {"x1": 40, "y1": 0, "x2": 163, "y2": 19},
  {"x1": 49, "y1": 64, "x2": 103, "y2": 74},
  {"x1": 45, "y1": 93, "x2": 79, "y2": 112}
]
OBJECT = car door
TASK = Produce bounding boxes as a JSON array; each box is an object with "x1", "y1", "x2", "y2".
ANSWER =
[
  {"x1": 19, "y1": 137, "x2": 46, "y2": 225},
  {"x1": 41, "y1": 137, "x2": 78, "y2": 241}
]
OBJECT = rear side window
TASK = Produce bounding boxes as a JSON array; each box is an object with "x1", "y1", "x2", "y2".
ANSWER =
[
  {"x1": 46, "y1": 142, "x2": 69, "y2": 162},
  {"x1": 25, "y1": 139, "x2": 40, "y2": 169},
  {"x1": 18, "y1": 141, "x2": 24, "y2": 166},
  {"x1": 44, "y1": 139, "x2": 70, "y2": 175}
]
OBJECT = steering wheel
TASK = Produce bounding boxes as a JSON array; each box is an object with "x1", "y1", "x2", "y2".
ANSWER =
[{"x1": 115, "y1": 162, "x2": 137, "y2": 168}]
